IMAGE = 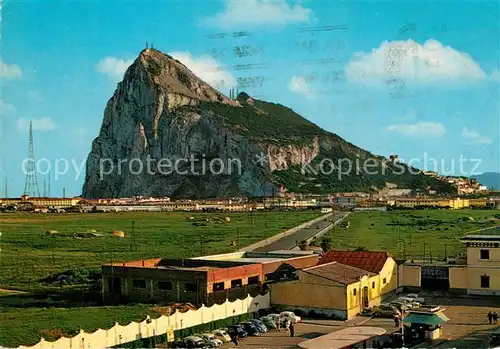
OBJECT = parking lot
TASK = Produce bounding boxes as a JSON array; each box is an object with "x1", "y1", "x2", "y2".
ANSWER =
[{"x1": 220, "y1": 296, "x2": 500, "y2": 348}]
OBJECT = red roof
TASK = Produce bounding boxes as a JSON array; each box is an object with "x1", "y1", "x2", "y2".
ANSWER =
[
  {"x1": 302, "y1": 262, "x2": 375, "y2": 285},
  {"x1": 318, "y1": 250, "x2": 390, "y2": 274}
]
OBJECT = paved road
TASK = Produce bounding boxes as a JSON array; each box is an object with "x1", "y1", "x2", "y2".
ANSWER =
[{"x1": 255, "y1": 211, "x2": 349, "y2": 252}]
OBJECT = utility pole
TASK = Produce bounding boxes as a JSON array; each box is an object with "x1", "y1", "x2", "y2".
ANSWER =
[
  {"x1": 423, "y1": 243, "x2": 426, "y2": 264},
  {"x1": 200, "y1": 233, "x2": 203, "y2": 256},
  {"x1": 236, "y1": 227, "x2": 240, "y2": 251},
  {"x1": 4, "y1": 178, "x2": 7, "y2": 197}
]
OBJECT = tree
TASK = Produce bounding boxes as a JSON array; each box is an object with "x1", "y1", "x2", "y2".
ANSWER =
[
  {"x1": 354, "y1": 246, "x2": 368, "y2": 252},
  {"x1": 320, "y1": 237, "x2": 332, "y2": 253}
]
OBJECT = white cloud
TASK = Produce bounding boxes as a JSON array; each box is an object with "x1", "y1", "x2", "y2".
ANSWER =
[
  {"x1": 96, "y1": 57, "x2": 134, "y2": 81},
  {"x1": 387, "y1": 122, "x2": 446, "y2": 138},
  {"x1": 287, "y1": 76, "x2": 314, "y2": 99},
  {"x1": 345, "y1": 39, "x2": 487, "y2": 86},
  {"x1": 0, "y1": 59, "x2": 22, "y2": 79},
  {"x1": 16, "y1": 117, "x2": 57, "y2": 132},
  {"x1": 0, "y1": 100, "x2": 16, "y2": 116},
  {"x1": 168, "y1": 51, "x2": 235, "y2": 90},
  {"x1": 201, "y1": 0, "x2": 312, "y2": 29},
  {"x1": 461, "y1": 127, "x2": 492, "y2": 145}
]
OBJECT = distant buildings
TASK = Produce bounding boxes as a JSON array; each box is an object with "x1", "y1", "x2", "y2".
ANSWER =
[
  {"x1": 0, "y1": 195, "x2": 81, "y2": 208},
  {"x1": 387, "y1": 197, "x2": 493, "y2": 209}
]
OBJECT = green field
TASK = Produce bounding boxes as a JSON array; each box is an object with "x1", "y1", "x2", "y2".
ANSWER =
[
  {"x1": 0, "y1": 210, "x2": 320, "y2": 290},
  {"x1": 317, "y1": 209, "x2": 500, "y2": 260},
  {"x1": 0, "y1": 304, "x2": 162, "y2": 347}
]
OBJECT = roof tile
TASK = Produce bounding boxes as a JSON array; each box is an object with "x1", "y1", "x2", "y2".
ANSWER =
[{"x1": 318, "y1": 250, "x2": 390, "y2": 273}]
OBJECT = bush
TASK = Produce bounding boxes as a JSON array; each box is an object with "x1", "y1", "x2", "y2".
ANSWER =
[{"x1": 112, "y1": 313, "x2": 253, "y2": 348}]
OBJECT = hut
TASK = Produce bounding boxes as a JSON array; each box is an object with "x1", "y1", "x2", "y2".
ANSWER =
[
  {"x1": 46, "y1": 230, "x2": 58, "y2": 236},
  {"x1": 112, "y1": 230, "x2": 125, "y2": 238}
]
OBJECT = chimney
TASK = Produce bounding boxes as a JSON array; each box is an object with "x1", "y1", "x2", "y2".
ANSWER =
[{"x1": 142, "y1": 260, "x2": 145, "y2": 267}]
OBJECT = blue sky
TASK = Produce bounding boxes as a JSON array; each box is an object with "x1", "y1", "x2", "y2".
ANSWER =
[{"x1": 1, "y1": 0, "x2": 499, "y2": 197}]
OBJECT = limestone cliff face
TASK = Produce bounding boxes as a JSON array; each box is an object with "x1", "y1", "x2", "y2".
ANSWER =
[{"x1": 83, "y1": 49, "x2": 324, "y2": 198}]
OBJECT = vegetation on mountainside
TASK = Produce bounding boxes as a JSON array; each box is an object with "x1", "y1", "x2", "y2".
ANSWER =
[{"x1": 183, "y1": 95, "x2": 455, "y2": 194}]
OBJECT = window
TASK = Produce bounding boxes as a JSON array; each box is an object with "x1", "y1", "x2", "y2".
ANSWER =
[
  {"x1": 353, "y1": 289, "x2": 357, "y2": 296},
  {"x1": 248, "y1": 276, "x2": 259, "y2": 285},
  {"x1": 231, "y1": 279, "x2": 243, "y2": 288},
  {"x1": 481, "y1": 275, "x2": 490, "y2": 288},
  {"x1": 480, "y1": 249, "x2": 490, "y2": 260},
  {"x1": 264, "y1": 273, "x2": 273, "y2": 281},
  {"x1": 132, "y1": 279, "x2": 146, "y2": 289},
  {"x1": 372, "y1": 282, "x2": 375, "y2": 289},
  {"x1": 383, "y1": 278, "x2": 387, "y2": 284},
  {"x1": 213, "y1": 282, "x2": 225, "y2": 292},
  {"x1": 185, "y1": 283, "x2": 197, "y2": 292},
  {"x1": 158, "y1": 281, "x2": 172, "y2": 290}
]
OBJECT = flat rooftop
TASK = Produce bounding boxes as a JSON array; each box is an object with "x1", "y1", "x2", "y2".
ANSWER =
[
  {"x1": 191, "y1": 251, "x2": 316, "y2": 264},
  {"x1": 460, "y1": 234, "x2": 500, "y2": 242}
]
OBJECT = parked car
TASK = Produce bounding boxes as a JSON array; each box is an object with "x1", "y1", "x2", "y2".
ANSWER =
[
  {"x1": 226, "y1": 325, "x2": 248, "y2": 339},
  {"x1": 197, "y1": 333, "x2": 222, "y2": 347},
  {"x1": 239, "y1": 321, "x2": 260, "y2": 336},
  {"x1": 389, "y1": 301, "x2": 409, "y2": 313},
  {"x1": 168, "y1": 341, "x2": 188, "y2": 348},
  {"x1": 373, "y1": 304, "x2": 401, "y2": 318},
  {"x1": 406, "y1": 293, "x2": 425, "y2": 304},
  {"x1": 183, "y1": 336, "x2": 212, "y2": 348},
  {"x1": 260, "y1": 316, "x2": 277, "y2": 329},
  {"x1": 398, "y1": 297, "x2": 421, "y2": 308},
  {"x1": 249, "y1": 319, "x2": 268, "y2": 332},
  {"x1": 211, "y1": 329, "x2": 231, "y2": 343},
  {"x1": 280, "y1": 311, "x2": 301, "y2": 323}
]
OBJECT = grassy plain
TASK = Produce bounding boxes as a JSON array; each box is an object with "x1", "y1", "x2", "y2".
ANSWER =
[
  {"x1": 0, "y1": 210, "x2": 320, "y2": 290},
  {"x1": 318, "y1": 209, "x2": 500, "y2": 259}
]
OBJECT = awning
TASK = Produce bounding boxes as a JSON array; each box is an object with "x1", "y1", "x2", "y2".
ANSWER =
[{"x1": 403, "y1": 313, "x2": 449, "y2": 326}]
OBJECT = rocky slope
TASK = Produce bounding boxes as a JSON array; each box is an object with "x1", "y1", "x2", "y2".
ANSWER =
[{"x1": 82, "y1": 48, "x2": 454, "y2": 198}]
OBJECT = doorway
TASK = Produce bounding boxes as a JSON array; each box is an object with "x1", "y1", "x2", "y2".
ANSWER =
[
  {"x1": 108, "y1": 277, "x2": 122, "y2": 295},
  {"x1": 363, "y1": 286, "x2": 369, "y2": 308}
]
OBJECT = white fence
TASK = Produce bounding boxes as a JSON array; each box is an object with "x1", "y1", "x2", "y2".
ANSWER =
[{"x1": 18, "y1": 293, "x2": 270, "y2": 349}]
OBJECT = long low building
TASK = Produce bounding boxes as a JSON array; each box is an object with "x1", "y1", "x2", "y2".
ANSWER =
[
  {"x1": 0, "y1": 195, "x2": 81, "y2": 207},
  {"x1": 102, "y1": 251, "x2": 318, "y2": 306}
]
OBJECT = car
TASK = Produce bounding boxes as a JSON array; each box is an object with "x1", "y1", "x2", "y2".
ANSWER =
[
  {"x1": 168, "y1": 341, "x2": 188, "y2": 348},
  {"x1": 211, "y1": 329, "x2": 231, "y2": 343},
  {"x1": 226, "y1": 325, "x2": 248, "y2": 339},
  {"x1": 280, "y1": 311, "x2": 301, "y2": 323},
  {"x1": 373, "y1": 304, "x2": 400, "y2": 318},
  {"x1": 249, "y1": 319, "x2": 268, "y2": 332},
  {"x1": 406, "y1": 293, "x2": 425, "y2": 304},
  {"x1": 183, "y1": 336, "x2": 212, "y2": 348},
  {"x1": 398, "y1": 297, "x2": 421, "y2": 309},
  {"x1": 239, "y1": 321, "x2": 260, "y2": 336},
  {"x1": 259, "y1": 316, "x2": 277, "y2": 329},
  {"x1": 197, "y1": 333, "x2": 222, "y2": 347},
  {"x1": 389, "y1": 301, "x2": 409, "y2": 313}
]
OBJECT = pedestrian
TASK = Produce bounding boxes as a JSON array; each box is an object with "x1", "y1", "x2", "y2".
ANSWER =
[
  {"x1": 488, "y1": 311, "x2": 493, "y2": 324},
  {"x1": 290, "y1": 322, "x2": 295, "y2": 337},
  {"x1": 494, "y1": 312, "x2": 499, "y2": 324},
  {"x1": 394, "y1": 314, "x2": 400, "y2": 328},
  {"x1": 232, "y1": 335, "x2": 239, "y2": 346}
]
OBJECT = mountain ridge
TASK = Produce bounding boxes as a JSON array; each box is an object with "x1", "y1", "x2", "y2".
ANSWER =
[{"x1": 82, "y1": 48, "x2": 455, "y2": 198}]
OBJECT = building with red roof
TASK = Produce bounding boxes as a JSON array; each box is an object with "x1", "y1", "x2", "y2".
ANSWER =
[
  {"x1": 269, "y1": 261, "x2": 383, "y2": 320},
  {"x1": 318, "y1": 250, "x2": 401, "y2": 299}
]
